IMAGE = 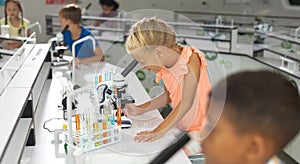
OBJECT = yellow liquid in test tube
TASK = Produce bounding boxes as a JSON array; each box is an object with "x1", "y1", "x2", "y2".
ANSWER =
[{"x1": 93, "y1": 122, "x2": 100, "y2": 146}]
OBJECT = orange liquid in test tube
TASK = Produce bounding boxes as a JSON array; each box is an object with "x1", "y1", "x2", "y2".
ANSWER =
[
  {"x1": 117, "y1": 107, "x2": 122, "y2": 126},
  {"x1": 102, "y1": 121, "x2": 107, "y2": 144},
  {"x1": 98, "y1": 75, "x2": 102, "y2": 83},
  {"x1": 75, "y1": 114, "x2": 80, "y2": 130},
  {"x1": 75, "y1": 114, "x2": 80, "y2": 146},
  {"x1": 113, "y1": 86, "x2": 117, "y2": 95}
]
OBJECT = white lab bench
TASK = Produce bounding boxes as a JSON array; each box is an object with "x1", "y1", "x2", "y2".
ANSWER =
[
  {"x1": 0, "y1": 43, "x2": 52, "y2": 164},
  {"x1": 21, "y1": 61, "x2": 191, "y2": 164}
]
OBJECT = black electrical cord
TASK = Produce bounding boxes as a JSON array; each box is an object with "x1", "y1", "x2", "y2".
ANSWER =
[
  {"x1": 43, "y1": 118, "x2": 75, "y2": 133},
  {"x1": 150, "y1": 131, "x2": 191, "y2": 164},
  {"x1": 96, "y1": 83, "x2": 108, "y2": 103}
]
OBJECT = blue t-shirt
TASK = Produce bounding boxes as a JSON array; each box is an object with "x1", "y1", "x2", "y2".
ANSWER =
[{"x1": 64, "y1": 26, "x2": 99, "y2": 58}]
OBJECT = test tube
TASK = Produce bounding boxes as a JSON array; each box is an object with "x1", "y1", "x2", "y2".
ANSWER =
[
  {"x1": 102, "y1": 120, "x2": 108, "y2": 144},
  {"x1": 98, "y1": 74, "x2": 102, "y2": 83},
  {"x1": 116, "y1": 107, "x2": 122, "y2": 126},
  {"x1": 116, "y1": 97, "x2": 122, "y2": 127},
  {"x1": 94, "y1": 76, "x2": 98, "y2": 86},
  {"x1": 75, "y1": 114, "x2": 81, "y2": 146},
  {"x1": 75, "y1": 114, "x2": 81, "y2": 130},
  {"x1": 63, "y1": 124, "x2": 68, "y2": 154},
  {"x1": 108, "y1": 102, "x2": 115, "y2": 126},
  {"x1": 113, "y1": 86, "x2": 117, "y2": 95},
  {"x1": 93, "y1": 122, "x2": 100, "y2": 146},
  {"x1": 86, "y1": 112, "x2": 91, "y2": 132},
  {"x1": 109, "y1": 70, "x2": 113, "y2": 81},
  {"x1": 81, "y1": 114, "x2": 86, "y2": 148},
  {"x1": 102, "y1": 104, "x2": 109, "y2": 144},
  {"x1": 105, "y1": 71, "x2": 108, "y2": 81}
]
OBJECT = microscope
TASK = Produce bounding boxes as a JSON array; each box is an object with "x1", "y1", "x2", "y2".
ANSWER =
[
  {"x1": 81, "y1": 3, "x2": 92, "y2": 26},
  {"x1": 96, "y1": 60, "x2": 138, "y2": 127},
  {"x1": 82, "y1": 3, "x2": 92, "y2": 16},
  {"x1": 112, "y1": 60, "x2": 138, "y2": 126},
  {"x1": 48, "y1": 25, "x2": 70, "y2": 66},
  {"x1": 113, "y1": 60, "x2": 138, "y2": 107}
]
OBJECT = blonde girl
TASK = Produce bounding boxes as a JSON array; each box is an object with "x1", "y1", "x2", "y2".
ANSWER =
[{"x1": 124, "y1": 17, "x2": 211, "y2": 155}]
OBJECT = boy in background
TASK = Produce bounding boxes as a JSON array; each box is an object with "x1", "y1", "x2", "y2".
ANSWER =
[
  {"x1": 202, "y1": 70, "x2": 300, "y2": 164},
  {"x1": 58, "y1": 4, "x2": 104, "y2": 65}
]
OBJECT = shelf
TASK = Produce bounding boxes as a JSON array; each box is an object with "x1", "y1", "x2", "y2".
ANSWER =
[
  {"x1": 0, "y1": 87, "x2": 31, "y2": 159},
  {"x1": 0, "y1": 43, "x2": 51, "y2": 161},
  {"x1": 0, "y1": 35, "x2": 35, "y2": 43},
  {"x1": 1, "y1": 118, "x2": 32, "y2": 164},
  {"x1": 256, "y1": 31, "x2": 300, "y2": 45},
  {"x1": 175, "y1": 10, "x2": 300, "y2": 21},
  {"x1": 0, "y1": 49, "x2": 16, "y2": 56},
  {"x1": 177, "y1": 34, "x2": 230, "y2": 42},
  {"x1": 32, "y1": 62, "x2": 51, "y2": 113},
  {"x1": 253, "y1": 30, "x2": 300, "y2": 78},
  {"x1": 86, "y1": 26, "x2": 124, "y2": 33},
  {"x1": 244, "y1": 53, "x2": 300, "y2": 79},
  {"x1": 94, "y1": 36, "x2": 124, "y2": 43},
  {"x1": 254, "y1": 44, "x2": 300, "y2": 63}
]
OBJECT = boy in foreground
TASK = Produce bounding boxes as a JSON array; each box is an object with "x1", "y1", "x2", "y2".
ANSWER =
[{"x1": 202, "y1": 70, "x2": 300, "y2": 164}]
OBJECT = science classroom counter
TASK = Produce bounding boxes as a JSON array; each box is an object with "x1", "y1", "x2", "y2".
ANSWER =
[
  {"x1": 0, "y1": 44, "x2": 52, "y2": 164},
  {"x1": 22, "y1": 62, "x2": 192, "y2": 164}
]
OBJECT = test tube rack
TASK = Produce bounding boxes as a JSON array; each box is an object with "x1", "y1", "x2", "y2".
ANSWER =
[
  {"x1": 63, "y1": 125, "x2": 122, "y2": 155},
  {"x1": 65, "y1": 85, "x2": 122, "y2": 156}
]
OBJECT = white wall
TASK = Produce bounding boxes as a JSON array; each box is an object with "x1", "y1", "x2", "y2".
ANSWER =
[{"x1": 0, "y1": 0, "x2": 299, "y2": 43}]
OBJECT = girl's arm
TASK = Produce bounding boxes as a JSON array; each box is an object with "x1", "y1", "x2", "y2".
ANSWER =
[
  {"x1": 26, "y1": 29, "x2": 31, "y2": 37},
  {"x1": 125, "y1": 86, "x2": 171, "y2": 115},
  {"x1": 135, "y1": 53, "x2": 201, "y2": 142},
  {"x1": 75, "y1": 46, "x2": 105, "y2": 64}
]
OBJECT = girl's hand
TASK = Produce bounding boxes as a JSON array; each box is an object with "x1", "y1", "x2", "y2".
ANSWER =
[
  {"x1": 134, "y1": 129, "x2": 166, "y2": 142},
  {"x1": 69, "y1": 58, "x2": 80, "y2": 69},
  {"x1": 123, "y1": 103, "x2": 146, "y2": 116}
]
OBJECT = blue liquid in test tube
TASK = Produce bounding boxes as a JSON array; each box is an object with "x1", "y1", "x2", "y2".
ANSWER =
[
  {"x1": 110, "y1": 71, "x2": 113, "y2": 81},
  {"x1": 105, "y1": 72, "x2": 108, "y2": 81},
  {"x1": 95, "y1": 76, "x2": 98, "y2": 86}
]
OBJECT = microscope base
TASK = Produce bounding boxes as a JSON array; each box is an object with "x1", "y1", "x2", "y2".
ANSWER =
[{"x1": 52, "y1": 59, "x2": 69, "y2": 66}]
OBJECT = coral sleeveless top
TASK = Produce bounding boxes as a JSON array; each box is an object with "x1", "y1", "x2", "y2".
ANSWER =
[{"x1": 156, "y1": 46, "x2": 211, "y2": 131}]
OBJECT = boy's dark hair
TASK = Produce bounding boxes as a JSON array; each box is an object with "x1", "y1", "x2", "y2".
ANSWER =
[
  {"x1": 99, "y1": 0, "x2": 119, "y2": 11},
  {"x1": 212, "y1": 70, "x2": 300, "y2": 150},
  {"x1": 59, "y1": 4, "x2": 82, "y2": 24}
]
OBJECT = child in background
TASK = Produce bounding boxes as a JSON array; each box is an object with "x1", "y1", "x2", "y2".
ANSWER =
[
  {"x1": 124, "y1": 17, "x2": 211, "y2": 155},
  {"x1": 201, "y1": 70, "x2": 300, "y2": 164},
  {"x1": 0, "y1": 0, "x2": 30, "y2": 49},
  {"x1": 59, "y1": 4, "x2": 104, "y2": 65},
  {"x1": 94, "y1": 0, "x2": 119, "y2": 27}
]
